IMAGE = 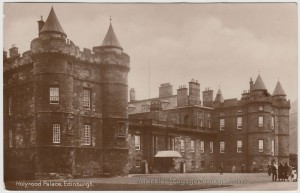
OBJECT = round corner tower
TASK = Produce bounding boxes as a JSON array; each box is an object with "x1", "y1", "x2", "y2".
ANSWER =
[
  {"x1": 30, "y1": 7, "x2": 77, "y2": 179},
  {"x1": 93, "y1": 22, "x2": 130, "y2": 176}
]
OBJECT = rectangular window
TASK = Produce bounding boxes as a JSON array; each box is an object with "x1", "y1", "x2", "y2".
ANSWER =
[
  {"x1": 83, "y1": 125, "x2": 91, "y2": 145},
  {"x1": 180, "y1": 139, "x2": 185, "y2": 152},
  {"x1": 191, "y1": 139, "x2": 195, "y2": 152},
  {"x1": 83, "y1": 89, "x2": 91, "y2": 109},
  {"x1": 53, "y1": 124, "x2": 60, "y2": 143},
  {"x1": 237, "y1": 140, "x2": 242, "y2": 153},
  {"x1": 135, "y1": 135, "x2": 141, "y2": 150},
  {"x1": 271, "y1": 116, "x2": 275, "y2": 129},
  {"x1": 220, "y1": 119, "x2": 225, "y2": 130},
  {"x1": 271, "y1": 140, "x2": 275, "y2": 155},
  {"x1": 50, "y1": 87, "x2": 59, "y2": 104},
  {"x1": 208, "y1": 120, "x2": 211, "y2": 128},
  {"x1": 220, "y1": 141, "x2": 225, "y2": 153},
  {"x1": 9, "y1": 129, "x2": 13, "y2": 148},
  {"x1": 200, "y1": 140, "x2": 205, "y2": 153},
  {"x1": 210, "y1": 161, "x2": 214, "y2": 168},
  {"x1": 237, "y1": 117, "x2": 242, "y2": 129},
  {"x1": 258, "y1": 116, "x2": 264, "y2": 127},
  {"x1": 8, "y1": 96, "x2": 12, "y2": 115},
  {"x1": 258, "y1": 105, "x2": 264, "y2": 111},
  {"x1": 259, "y1": 140, "x2": 264, "y2": 152},
  {"x1": 209, "y1": 141, "x2": 213, "y2": 153}
]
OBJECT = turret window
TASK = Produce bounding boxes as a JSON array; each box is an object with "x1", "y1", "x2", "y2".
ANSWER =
[
  {"x1": 258, "y1": 116, "x2": 264, "y2": 127},
  {"x1": 83, "y1": 89, "x2": 91, "y2": 109},
  {"x1": 83, "y1": 125, "x2": 91, "y2": 145},
  {"x1": 53, "y1": 124, "x2": 60, "y2": 143},
  {"x1": 50, "y1": 87, "x2": 59, "y2": 104}
]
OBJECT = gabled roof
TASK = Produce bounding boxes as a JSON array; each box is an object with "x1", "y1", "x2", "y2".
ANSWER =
[
  {"x1": 273, "y1": 81, "x2": 286, "y2": 96},
  {"x1": 253, "y1": 74, "x2": 267, "y2": 90},
  {"x1": 101, "y1": 23, "x2": 123, "y2": 50},
  {"x1": 40, "y1": 7, "x2": 66, "y2": 36},
  {"x1": 214, "y1": 89, "x2": 224, "y2": 103}
]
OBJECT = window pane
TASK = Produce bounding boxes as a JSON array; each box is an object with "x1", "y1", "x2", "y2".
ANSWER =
[
  {"x1": 83, "y1": 125, "x2": 91, "y2": 145},
  {"x1": 50, "y1": 87, "x2": 59, "y2": 104},
  {"x1": 83, "y1": 89, "x2": 91, "y2": 109},
  {"x1": 53, "y1": 124, "x2": 60, "y2": 143}
]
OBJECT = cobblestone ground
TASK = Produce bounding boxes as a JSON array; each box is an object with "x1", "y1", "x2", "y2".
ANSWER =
[{"x1": 5, "y1": 173, "x2": 298, "y2": 191}]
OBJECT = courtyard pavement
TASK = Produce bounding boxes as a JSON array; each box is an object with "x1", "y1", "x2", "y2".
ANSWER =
[{"x1": 4, "y1": 172, "x2": 298, "y2": 191}]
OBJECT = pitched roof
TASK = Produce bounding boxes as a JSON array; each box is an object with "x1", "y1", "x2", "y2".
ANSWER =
[
  {"x1": 253, "y1": 74, "x2": 267, "y2": 90},
  {"x1": 101, "y1": 23, "x2": 122, "y2": 49},
  {"x1": 273, "y1": 81, "x2": 286, "y2": 96},
  {"x1": 214, "y1": 89, "x2": 224, "y2": 103},
  {"x1": 40, "y1": 7, "x2": 66, "y2": 36}
]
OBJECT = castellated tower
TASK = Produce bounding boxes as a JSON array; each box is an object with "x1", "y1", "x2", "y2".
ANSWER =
[
  {"x1": 28, "y1": 7, "x2": 130, "y2": 178},
  {"x1": 93, "y1": 22, "x2": 130, "y2": 175}
]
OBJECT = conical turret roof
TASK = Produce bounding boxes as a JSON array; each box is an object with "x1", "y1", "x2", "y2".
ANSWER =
[
  {"x1": 101, "y1": 23, "x2": 123, "y2": 50},
  {"x1": 214, "y1": 89, "x2": 224, "y2": 103},
  {"x1": 253, "y1": 74, "x2": 267, "y2": 90},
  {"x1": 40, "y1": 7, "x2": 66, "y2": 37},
  {"x1": 272, "y1": 81, "x2": 286, "y2": 96}
]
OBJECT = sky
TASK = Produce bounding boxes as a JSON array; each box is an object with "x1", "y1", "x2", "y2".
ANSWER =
[{"x1": 3, "y1": 2, "x2": 298, "y2": 102}]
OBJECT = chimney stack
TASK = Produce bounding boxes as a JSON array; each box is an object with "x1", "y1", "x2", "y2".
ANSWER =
[
  {"x1": 37, "y1": 16, "x2": 45, "y2": 33},
  {"x1": 129, "y1": 88, "x2": 136, "y2": 102},
  {"x1": 177, "y1": 85, "x2": 188, "y2": 107},
  {"x1": 159, "y1": 83, "x2": 173, "y2": 98},
  {"x1": 3, "y1": 51, "x2": 7, "y2": 60},
  {"x1": 202, "y1": 88, "x2": 214, "y2": 107},
  {"x1": 188, "y1": 79, "x2": 200, "y2": 105},
  {"x1": 9, "y1": 45, "x2": 19, "y2": 58}
]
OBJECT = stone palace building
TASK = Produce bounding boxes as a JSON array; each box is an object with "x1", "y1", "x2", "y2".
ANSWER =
[{"x1": 3, "y1": 7, "x2": 290, "y2": 180}]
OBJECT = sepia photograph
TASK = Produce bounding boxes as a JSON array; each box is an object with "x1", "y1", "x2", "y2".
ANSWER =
[{"x1": 2, "y1": 1, "x2": 298, "y2": 191}]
